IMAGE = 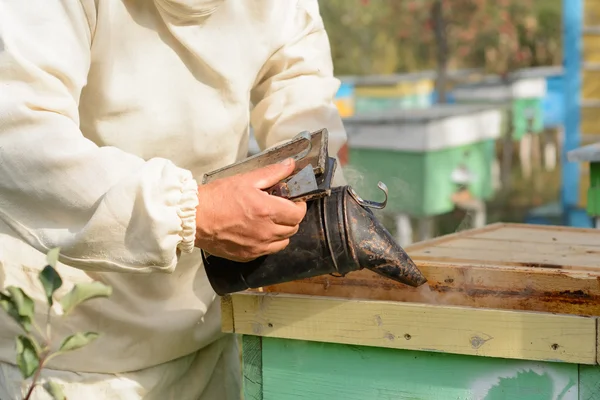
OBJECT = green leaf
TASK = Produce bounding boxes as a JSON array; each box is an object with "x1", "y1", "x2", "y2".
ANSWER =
[
  {"x1": 1, "y1": 287, "x2": 34, "y2": 332},
  {"x1": 39, "y1": 265, "x2": 62, "y2": 306},
  {"x1": 6, "y1": 287, "x2": 34, "y2": 319},
  {"x1": 46, "y1": 247, "x2": 61, "y2": 268},
  {"x1": 0, "y1": 292, "x2": 21, "y2": 327},
  {"x1": 39, "y1": 265, "x2": 63, "y2": 306},
  {"x1": 59, "y1": 282, "x2": 112, "y2": 315},
  {"x1": 15, "y1": 335, "x2": 39, "y2": 379},
  {"x1": 59, "y1": 332, "x2": 99, "y2": 353},
  {"x1": 43, "y1": 380, "x2": 66, "y2": 400}
]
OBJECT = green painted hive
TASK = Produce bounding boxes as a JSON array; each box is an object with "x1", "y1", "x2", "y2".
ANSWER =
[
  {"x1": 567, "y1": 143, "x2": 600, "y2": 221},
  {"x1": 342, "y1": 104, "x2": 503, "y2": 217},
  {"x1": 452, "y1": 75, "x2": 547, "y2": 140}
]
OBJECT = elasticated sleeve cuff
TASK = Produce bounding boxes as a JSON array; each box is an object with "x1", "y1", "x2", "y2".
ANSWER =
[{"x1": 177, "y1": 174, "x2": 199, "y2": 254}]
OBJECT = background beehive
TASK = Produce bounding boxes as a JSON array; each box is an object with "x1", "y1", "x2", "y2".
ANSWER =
[{"x1": 580, "y1": 0, "x2": 600, "y2": 208}]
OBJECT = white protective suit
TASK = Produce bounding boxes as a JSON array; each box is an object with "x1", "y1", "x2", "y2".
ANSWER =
[{"x1": 0, "y1": 0, "x2": 348, "y2": 398}]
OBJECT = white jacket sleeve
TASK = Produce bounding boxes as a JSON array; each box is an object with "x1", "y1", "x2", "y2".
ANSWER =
[
  {"x1": 0, "y1": 0, "x2": 198, "y2": 273},
  {"x1": 249, "y1": 0, "x2": 348, "y2": 185}
]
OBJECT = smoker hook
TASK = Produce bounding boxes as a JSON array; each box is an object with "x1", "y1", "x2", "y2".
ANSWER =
[{"x1": 348, "y1": 181, "x2": 388, "y2": 210}]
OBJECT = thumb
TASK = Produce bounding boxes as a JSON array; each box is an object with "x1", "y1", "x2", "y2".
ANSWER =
[{"x1": 245, "y1": 158, "x2": 296, "y2": 189}]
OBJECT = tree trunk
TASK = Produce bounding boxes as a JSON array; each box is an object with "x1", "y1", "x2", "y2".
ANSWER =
[{"x1": 432, "y1": 0, "x2": 448, "y2": 104}]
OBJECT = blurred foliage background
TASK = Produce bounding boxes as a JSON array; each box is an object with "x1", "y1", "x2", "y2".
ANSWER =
[{"x1": 320, "y1": 0, "x2": 562, "y2": 76}]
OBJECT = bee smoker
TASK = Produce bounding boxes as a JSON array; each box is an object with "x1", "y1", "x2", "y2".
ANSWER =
[{"x1": 201, "y1": 129, "x2": 427, "y2": 295}]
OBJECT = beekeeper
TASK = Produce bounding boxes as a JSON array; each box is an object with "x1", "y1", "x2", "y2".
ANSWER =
[{"x1": 0, "y1": 0, "x2": 347, "y2": 398}]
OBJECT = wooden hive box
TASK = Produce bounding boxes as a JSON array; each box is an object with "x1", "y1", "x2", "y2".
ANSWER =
[{"x1": 223, "y1": 223, "x2": 600, "y2": 399}]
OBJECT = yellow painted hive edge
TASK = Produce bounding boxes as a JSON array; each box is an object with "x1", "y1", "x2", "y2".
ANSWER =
[{"x1": 226, "y1": 292, "x2": 599, "y2": 365}]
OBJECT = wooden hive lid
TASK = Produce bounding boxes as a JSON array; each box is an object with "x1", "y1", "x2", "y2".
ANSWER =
[
  {"x1": 262, "y1": 223, "x2": 600, "y2": 317},
  {"x1": 407, "y1": 222, "x2": 600, "y2": 272}
]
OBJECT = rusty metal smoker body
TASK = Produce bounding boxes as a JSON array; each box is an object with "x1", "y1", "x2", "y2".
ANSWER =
[{"x1": 201, "y1": 129, "x2": 427, "y2": 295}]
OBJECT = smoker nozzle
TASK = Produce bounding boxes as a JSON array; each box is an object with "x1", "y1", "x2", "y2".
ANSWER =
[{"x1": 344, "y1": 186, "x2": 427, "y2": 287}]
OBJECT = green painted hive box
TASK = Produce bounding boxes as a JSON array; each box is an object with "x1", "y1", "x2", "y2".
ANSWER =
[
  {"x1": 222, "y1": 223, "x2": 600, "y2": 400},
  {"x1": 568, "y1": 143, "x2": 600, "y2": 227},
  {"x1": 342, "y1": 104, "x2": 503, "y2": 218},
  {"x1": 452, "y1": 74, "x2": 547, "y2": 140}
]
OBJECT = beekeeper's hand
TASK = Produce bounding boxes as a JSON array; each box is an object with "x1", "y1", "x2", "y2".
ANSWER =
[{"x1": 195, "y1": 158, "x2": 307, "y2": 262}]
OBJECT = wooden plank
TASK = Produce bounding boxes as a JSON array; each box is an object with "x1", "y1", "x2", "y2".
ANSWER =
[
  {"x1": 470, "y1": 225, "x2": 600, "y2": 246},
  {"x1": 582, "y1": 70, "x2": 600, "y2": 100},
  {"x1": 242, "y1": 335, "x2": 263, "y2": 400},
  {"x1": 584, "y1": 34, "x2": 600, "y2": 64},
  {"x1": 409, "y1": 223, "x2": 600, "y2": 253},
  {"x1": 261, "y1": 337, "x2": 579, "y2": 400},
  {"x1": 581, "y1": 107, "x2": 600, "y2": 136},
  {"x1": 263, "y1": 265, "x2": 600, "y2": 317},
  {"x1": 221, "y1": 295, "x2": 234, "y2": 333},
  {"x1": 405, "y1": 222, "x2": 504, "y2": 252},
  {"x1": 410, "y1": 246, "x2": 600, "y2": 269},
  {"x1": 434, "y1": 239, "x2": 600, "y2": 273},
  {"x1": 439, "y1": 236, "x2": 600, "y2": 252},
  {"x1": 581, "y1": 163, "x2": 591, "y2": 209},
  {"x1": 585, "y1": 0, "x2": 600, "y2": 27},
  {"x1": 230, "y1": 292, "x2": 598, "y2": 364}
]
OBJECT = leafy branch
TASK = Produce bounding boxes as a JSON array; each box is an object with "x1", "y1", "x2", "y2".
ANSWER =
[{"x1": 0, "y1": 248, "x2": 112, "y2": 400}]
